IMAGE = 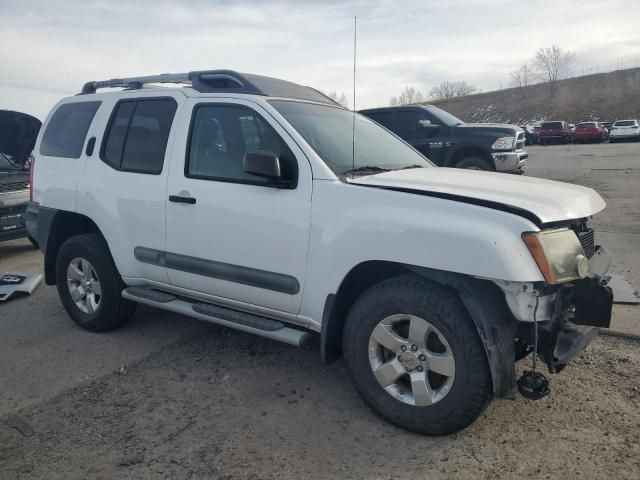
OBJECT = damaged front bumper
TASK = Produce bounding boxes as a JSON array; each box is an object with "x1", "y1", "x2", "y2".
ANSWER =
[
  {"x1": 535, "y1": 275, "x2": 612, "y2": 373},
  {"x1": 498, "y1": 245, "x2": 614, "y2": 374}
]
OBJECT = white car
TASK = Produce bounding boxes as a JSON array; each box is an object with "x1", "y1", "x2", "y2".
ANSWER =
[
  {"x1": 26, "y1": 70, "x2": 613, "y2": 435},
  {"x1": 609, "y1": 119, "x2": 640, "y2": 142}
]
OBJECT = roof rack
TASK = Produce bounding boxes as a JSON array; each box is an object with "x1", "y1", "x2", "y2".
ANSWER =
[{"x1": 80, "y1": 69, "x2": 340, "y2": 106}]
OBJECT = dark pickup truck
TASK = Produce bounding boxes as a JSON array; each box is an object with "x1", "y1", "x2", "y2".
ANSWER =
[
  {"x1": 359, "y1": 105, "x2": 527, "y2": 173},
  {"x1": 1, "y1": 110, "x2": 41, "y2": 243}
]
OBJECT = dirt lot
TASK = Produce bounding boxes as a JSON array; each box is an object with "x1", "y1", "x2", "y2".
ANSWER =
[{"x1": 1, "y1": 142, "x2": 639, "y2": 479}]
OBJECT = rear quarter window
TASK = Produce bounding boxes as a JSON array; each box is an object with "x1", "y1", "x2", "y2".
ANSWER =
[{"x1": 40, "y1": 101, "x2": 101, "y2": 158}]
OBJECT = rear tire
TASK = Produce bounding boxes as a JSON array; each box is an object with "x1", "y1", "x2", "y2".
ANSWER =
[
  {"x1": 342, "y1": 274, "x2": 492, "y2": 435},
  {"x1": 455, "y1": 156, "x2": 493, "y2": 171},
  {"x1": 55, "y1": 233, "x2": 135, "y2": 332}
]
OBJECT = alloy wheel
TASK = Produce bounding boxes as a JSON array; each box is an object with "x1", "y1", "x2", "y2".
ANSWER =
[
  {"x1": 66, "y1": 257, "x2": 102, "y2": 314},
  {"x1": 368, "y1": 314, "x2": 456, "y2": 406}
]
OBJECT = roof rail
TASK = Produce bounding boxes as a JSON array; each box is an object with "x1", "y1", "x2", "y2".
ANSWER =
[
  {"x1": 81, "y1": 73, "x2": 191, "y2": 94},
  {"x1": 80, "y1": 69, "x2": 341, "y2": 106}
]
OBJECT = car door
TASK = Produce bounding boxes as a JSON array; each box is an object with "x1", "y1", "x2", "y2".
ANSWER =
[
  {"x1": 395, "y1": 109, "x2": 444, "y2": 165},
  {"x1": 79, "y1": 92, "x2": 182, "y2": 284},
  {"x1": 164, "y1": 98, "x2": 312, "y2": 314}
]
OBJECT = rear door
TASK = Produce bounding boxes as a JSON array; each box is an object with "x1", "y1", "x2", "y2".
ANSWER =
[{"x1": 79, "y1": 91, "x2": 183, "y2": 283}]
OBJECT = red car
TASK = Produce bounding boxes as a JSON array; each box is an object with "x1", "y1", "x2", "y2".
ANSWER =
[
  {"x1": 538, "y1": 121, "x2": 572, "y2": 145},
  {"x1": 573, "y1": 122, "x2": 606, "y2": 144}
]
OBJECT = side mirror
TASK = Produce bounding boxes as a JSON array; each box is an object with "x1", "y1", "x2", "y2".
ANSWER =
[
  {"x1": 418, "y1": 119, "x2": 439, "y2": 131},
  {"x1": 243, "y1": 150, "x2": 289, "y2": 187}
]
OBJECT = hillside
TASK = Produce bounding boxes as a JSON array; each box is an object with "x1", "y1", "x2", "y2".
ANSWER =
[{"x1": 430, "y1": 68, "x2": 640, "y2": 125}]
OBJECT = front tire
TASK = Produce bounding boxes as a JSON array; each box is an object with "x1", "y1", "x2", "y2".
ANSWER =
[
  {"x1": 55, "y1": 233, "x2": 135, "y2": 332},
  {"x1": 455, "y1": 156, "x2": 492, "y2": 171},
  {"x1": 342, "y1": 274, "x2": 492, "y2": 435}
]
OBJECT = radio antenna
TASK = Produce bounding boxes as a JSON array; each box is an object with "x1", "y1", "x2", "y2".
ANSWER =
[{"x1": 351, "y1": 16, "x2": 357, "y2": 179}]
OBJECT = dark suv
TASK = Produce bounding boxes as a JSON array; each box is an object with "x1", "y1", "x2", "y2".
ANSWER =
[
  {"x1": 1, "y1": 110, "x2": 41, "y2": 243},
  {"x1": 359, "y1": 105, "x2": 527, "y2": 173},
  {"x1": 538, "y1": 121, "x2": 572, "y2": 145}
]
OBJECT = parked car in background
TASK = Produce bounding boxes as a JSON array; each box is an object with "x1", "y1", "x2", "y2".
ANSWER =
[
  {"x1": 1, "y1": 109, "x2": 41, "y2": 244},
  {"x1": 522, "y1": 125, "x2": 538, "y2": 145},
  {"x1": 359, "y1": 105, "x2": 527, "y2": 173},
  {"x1": 573, "y1": 122, "x2": 606, "y2": 144},
  {"x1": 538, "y1": 121, "x2": 572, "y2": 145},
  {"x1": 568, "y1": 123, "x2": 576, "y2": 142},
  {"x1": 609, "y1": 119, "x2": 640, "y2": 142}
]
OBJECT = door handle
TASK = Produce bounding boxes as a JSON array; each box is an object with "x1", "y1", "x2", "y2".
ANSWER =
[
  {"x1": 85, "y1": 137, "x2": 96, "y2": 156},
  {"x1": 169, "y1": 195, "x2": 196, "y2": 204}
]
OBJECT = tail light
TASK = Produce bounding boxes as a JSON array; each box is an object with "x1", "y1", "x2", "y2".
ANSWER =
[{"x1": 29, "y1": 153, "x2": 35, "y2": 202}]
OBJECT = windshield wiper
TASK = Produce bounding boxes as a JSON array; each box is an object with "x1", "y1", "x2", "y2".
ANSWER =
[{"x1": 342, "y1": 165, "x2": 391, "y2": 176}]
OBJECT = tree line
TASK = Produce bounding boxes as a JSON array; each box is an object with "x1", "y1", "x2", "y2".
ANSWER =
[{"x1": 388, "y1": 45, "x2": 575, "y2": 106}]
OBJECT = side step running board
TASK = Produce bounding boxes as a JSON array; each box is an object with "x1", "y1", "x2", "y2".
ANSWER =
[{"x1": 122, "y1": 287, "x2": 312, "y2": 348}]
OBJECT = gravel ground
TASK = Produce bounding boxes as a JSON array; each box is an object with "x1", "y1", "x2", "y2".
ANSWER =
[
  {"x1": 1, "y1": 141, "x2": 639, "y2": 479},
  {"x1": 0, "y1": 329, "x2": 638, "y2": 480}
]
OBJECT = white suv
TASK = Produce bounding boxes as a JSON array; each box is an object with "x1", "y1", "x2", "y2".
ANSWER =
[
  {"x1": 26, "y1": 70, "x2": 614, "y2": 435},
  {"x1": 609, "y1": 119, "x2": 640, "y2": 142}
]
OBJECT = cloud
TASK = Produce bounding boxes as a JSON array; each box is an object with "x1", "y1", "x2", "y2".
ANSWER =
[{"x1": 1, "y1": 0, "x2": 639, "y2": 118}]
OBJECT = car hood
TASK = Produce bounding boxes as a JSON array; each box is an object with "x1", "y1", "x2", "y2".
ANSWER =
[
  {"x1": 455, "y1": 123, "x2": 519, "y2": 135},
  {"x1": 0, "y1": 110, "x2": 42, "y2": 165},
  {"x1": 349, "y1": 168, "x2": 605, "y2": 226}
]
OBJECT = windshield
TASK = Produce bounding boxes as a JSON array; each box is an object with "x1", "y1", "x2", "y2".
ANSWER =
[
  {"x1": 424, "y1": 106, "x2": 464, "y2": 126},
  {"x1": 577, "y1": 122, "x2": 597, "y2": 129},
  {"x1": 269, "y1": 100, "x2": 432, "y2": 176},
  {"x1": 541, "y1": 122, "x2": 563, "y2": 130}
]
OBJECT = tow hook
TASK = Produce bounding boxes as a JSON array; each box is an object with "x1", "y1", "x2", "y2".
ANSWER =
[
  {"x1": 516, "y1": 293, "x2": 551, "y2": 400},
  {"x1": 517, "y1": 370, "x2": 550, "y2": 400}
]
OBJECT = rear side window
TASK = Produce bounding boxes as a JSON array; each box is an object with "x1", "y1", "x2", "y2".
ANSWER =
[
  {"x1": 101, "y1": 98, "x2": 177, "y2": 174},
  {"x1": 40, "y1": 101, "x2": 101, "y2": 158}
]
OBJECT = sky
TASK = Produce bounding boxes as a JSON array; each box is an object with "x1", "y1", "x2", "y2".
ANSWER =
[{"x1": 1, "y1": 0, "x2": 639, "y2": 120}]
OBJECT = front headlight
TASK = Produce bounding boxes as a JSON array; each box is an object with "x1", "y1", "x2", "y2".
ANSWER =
[
  {"x1": 522, "y1": 229, "x2": 590, "y2": 284},
  {"x1": 492, "y1": 136, "x2": 515, "y2": 151}
]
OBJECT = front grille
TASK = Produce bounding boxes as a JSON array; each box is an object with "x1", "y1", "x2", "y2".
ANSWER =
[
  {"x1": 0, "y1": 181, "x2": 29, "y2": 193},
  {"x1": 578, "y1": 228, "x2": 595, "y2": 258}
]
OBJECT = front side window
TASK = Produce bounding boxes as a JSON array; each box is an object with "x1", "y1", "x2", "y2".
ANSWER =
[
  {"x1": 395, "y1": 110, "x2": 422, "y2": 139},
  {"x1": 423, "y1": 106, "x2": 463, "y2": 126},
  {"x1": 365, "y1": 111, "x2": 395, "y2": 132},
  {"x1": 270, "y1": 100, "x2": 432, "y2": 176},
  {"x1": 101, "y1": 98, "x2": 177, "y2": 174},
  {"x1": 40, "y1": 101, "x2": 101, "y2": 158},
  {"x1": 186, "y1": 104, "x2": 296, "y2": 185}
]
